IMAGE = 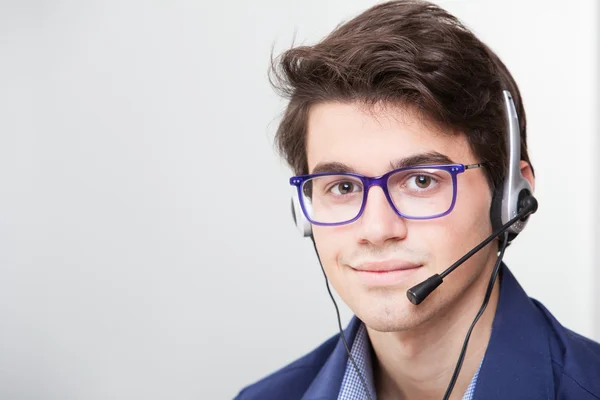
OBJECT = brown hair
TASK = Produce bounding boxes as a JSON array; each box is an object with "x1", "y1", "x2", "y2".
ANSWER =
[{"x1": 270, "y1": 0, "x2": 533, "y2": 190}]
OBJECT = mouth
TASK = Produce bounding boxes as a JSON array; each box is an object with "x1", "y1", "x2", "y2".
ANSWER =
[{"x1": 350, "y1": 261, "x2": 423, "y2": 286}]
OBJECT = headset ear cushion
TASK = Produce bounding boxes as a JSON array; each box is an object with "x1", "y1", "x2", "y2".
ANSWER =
[
  {"x1": 490, "y1": 183, "x2": 504, "y2": 234},
  {"x1": 490, "y1": 183, "x2": 518, "y2": 247},
  {"x1": 291, "y1": 195, "x2": 312, "y2": 237},
  {"x1": 490, "y1": 186, "x2": 517, "y2": 246},
  {"x1": 291, "y1": 197, "x2": 298, "y2": 225}
]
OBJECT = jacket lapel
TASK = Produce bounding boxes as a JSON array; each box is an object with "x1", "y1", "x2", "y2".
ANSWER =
[
  {"x1": 302, "y1": 317, "x2": 362, "y2": 400},
  {"x1": 473, "y1": 266, "x2": 555, "y2": 399}
]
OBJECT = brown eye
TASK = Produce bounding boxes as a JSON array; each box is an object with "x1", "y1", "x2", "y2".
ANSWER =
[
  {"x1": 415, "y1": 175, "x2": 431, "y2": 188},
  {"x1": 333, "y1": 181, "x2": 358, "y2": 195}
]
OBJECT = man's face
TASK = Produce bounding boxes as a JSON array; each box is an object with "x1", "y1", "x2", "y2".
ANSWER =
[{"x1": 306, "y1": 102, "x2": 497, "y2": 332}]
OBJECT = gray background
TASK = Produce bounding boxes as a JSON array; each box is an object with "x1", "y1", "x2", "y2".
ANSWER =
[{"x1": 1, "y1": 0, "x2": 598, "y2": 399}]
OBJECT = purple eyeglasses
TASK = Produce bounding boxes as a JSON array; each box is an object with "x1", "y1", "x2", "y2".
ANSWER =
[{"x1": 290, "y1": 163, "x2": 486, "y2": 226}]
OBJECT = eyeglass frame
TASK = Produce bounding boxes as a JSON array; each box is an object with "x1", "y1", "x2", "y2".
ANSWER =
[{"x1": 289, "y1": 163, "x2": 487, "y2": 226}]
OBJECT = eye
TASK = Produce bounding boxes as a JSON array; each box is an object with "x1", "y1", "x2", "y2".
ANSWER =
[
  {"x1": 330, "y1": 181, "x2": 361, "y2": 195},
  {"x1": 407, "y1": 174, "x2": 437, "y2": 190},
  {"x1": 414, "y1": 175, "x2": 432, "y2": 189}
]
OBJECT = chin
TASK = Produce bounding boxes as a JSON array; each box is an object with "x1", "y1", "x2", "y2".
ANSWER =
[{"x1": 352, "y1": 287, "x2": 430, "y2": 332}]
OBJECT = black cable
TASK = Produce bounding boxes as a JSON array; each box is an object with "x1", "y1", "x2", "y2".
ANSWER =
[
  {"x1": 442, "y1": 232, "x2": 509, "y2": 400},
  {"x1": 311, "y1": 236, "x2": 374, "y2": 400}
]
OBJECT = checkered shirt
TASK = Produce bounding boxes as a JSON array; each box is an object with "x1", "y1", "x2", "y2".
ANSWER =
[{"x1": 337, "y1": 323, "x2": 481, "y2": 399}]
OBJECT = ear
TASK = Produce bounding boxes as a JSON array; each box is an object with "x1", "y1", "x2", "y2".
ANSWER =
[{"x1": 520, "y1": 160, "x2": 535, "y2": 192}]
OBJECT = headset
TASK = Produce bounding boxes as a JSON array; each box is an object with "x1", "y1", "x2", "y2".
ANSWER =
[{"x1": 490, "y1": 90, "x2": 534, "y2": 242}]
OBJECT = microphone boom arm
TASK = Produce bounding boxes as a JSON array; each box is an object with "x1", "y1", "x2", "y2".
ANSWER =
[{"x1": 406, "y1": 196, "x2": 538, "y2": 305}]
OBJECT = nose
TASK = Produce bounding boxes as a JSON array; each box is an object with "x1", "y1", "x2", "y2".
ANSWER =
[{"x1": 357, "y1": 185, "x2": 408, "y2": 246}]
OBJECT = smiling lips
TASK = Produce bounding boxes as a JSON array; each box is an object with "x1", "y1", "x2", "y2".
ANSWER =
[{"x1": 350, "y1": 260, "x2": 423, "y2": 286}]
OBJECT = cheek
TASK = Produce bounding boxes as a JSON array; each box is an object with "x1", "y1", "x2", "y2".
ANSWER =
[
  {"x1": 312, "y1": 226, "x2": 341, "y2": 266},
  {"x1": 414, "y1": 189, "x2": 493, "y2": 266},
  {"x1": 311, "y1": 226, "x2": 353, "y2": 288},
  {"x1": 452, "y1": 179, "x2": 493, "y2": 231}
]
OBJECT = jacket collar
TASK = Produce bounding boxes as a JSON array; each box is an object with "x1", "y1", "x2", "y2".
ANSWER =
[
  {"x1": 473, "y1": 266, "x2": 554, "y2": 399},
  {"x1": 301, "y1": 317, "x2": 362, "y2": 399},
  {"x1": 302, "y1": 265, "x2": 555, "y2": 399}
]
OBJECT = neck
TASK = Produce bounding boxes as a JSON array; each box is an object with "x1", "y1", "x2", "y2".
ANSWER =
[{"x1": 367, "y1": 264, "x2": 501, "y2": 400}]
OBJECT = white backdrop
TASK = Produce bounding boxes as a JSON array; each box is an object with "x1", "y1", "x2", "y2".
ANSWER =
[{"x1": 0, "y1": 0, "x2": 598, "y2": 399}]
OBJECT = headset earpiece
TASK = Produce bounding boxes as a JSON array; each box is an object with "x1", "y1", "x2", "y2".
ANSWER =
[
  {"x1": 291, "y1": 193, "x2": 312, "y2": 237},
  {"x1": 490, "y1": 90, "x2": 534, "y2": 244}
]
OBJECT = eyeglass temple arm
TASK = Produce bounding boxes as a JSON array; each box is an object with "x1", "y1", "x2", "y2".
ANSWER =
[{"x1": 464, "y1": 163, "x2": 486, "y2": 170}]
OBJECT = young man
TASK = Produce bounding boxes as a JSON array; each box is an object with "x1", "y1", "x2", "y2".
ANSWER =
[{"x1": 237, "y1": 1, "x2": 600, "y2": 399}]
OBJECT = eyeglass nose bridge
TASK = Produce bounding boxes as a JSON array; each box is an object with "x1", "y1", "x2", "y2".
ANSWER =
[{"x1": 359, "y1": 174, "x2": 403, "y2": 218}]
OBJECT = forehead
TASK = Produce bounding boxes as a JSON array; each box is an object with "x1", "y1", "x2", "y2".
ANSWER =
[{"x1": 305, "y1": 102, "x2": 474, "y2": 175}]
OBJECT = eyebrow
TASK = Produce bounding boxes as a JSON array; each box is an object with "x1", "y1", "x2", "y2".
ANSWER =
[
  {"x1": 310, "y1": 151, "x2": 457, "y2": 175},
  {"x1": 389, "y1": 152, "x2": 456, "y2": 170}
]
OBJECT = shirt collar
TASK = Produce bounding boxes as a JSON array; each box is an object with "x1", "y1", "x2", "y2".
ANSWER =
[{"x1": 337, "y1": 323, "x2": 376, "y2": 400}]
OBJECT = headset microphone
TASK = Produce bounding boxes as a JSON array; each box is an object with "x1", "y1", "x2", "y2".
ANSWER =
[{"x1": 406, "y1": 194, "x2": 538, "y2": 305}]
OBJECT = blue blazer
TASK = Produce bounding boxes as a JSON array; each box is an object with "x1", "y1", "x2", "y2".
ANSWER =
[{"x1": 236, "y1": 267, "x2": 600, "y2": 399}]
